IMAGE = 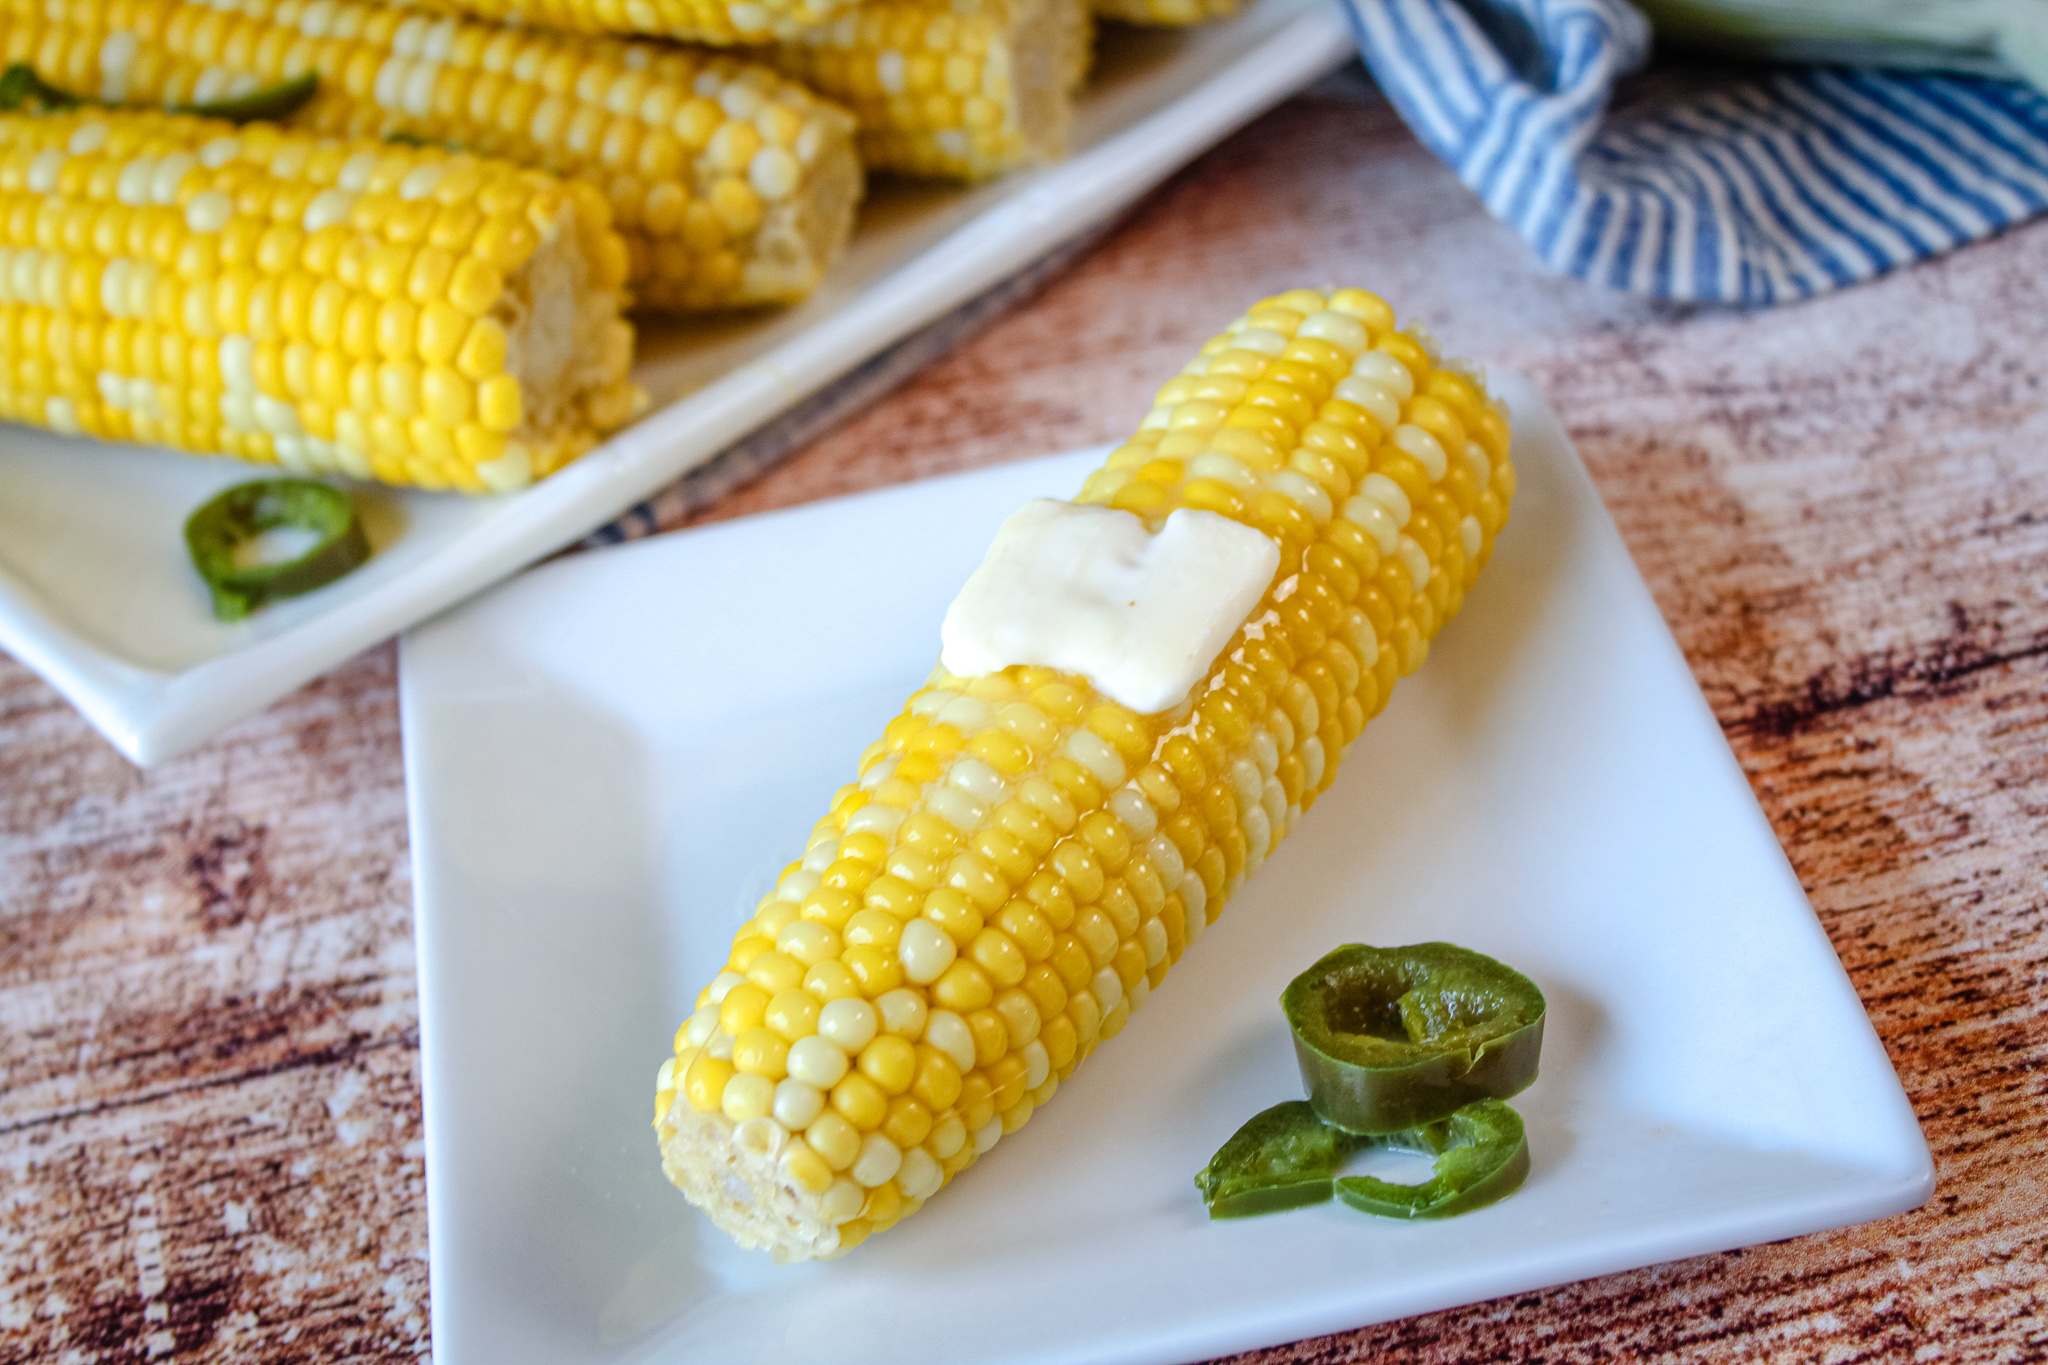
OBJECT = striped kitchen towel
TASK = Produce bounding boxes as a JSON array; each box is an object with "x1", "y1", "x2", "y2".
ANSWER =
[{"x1": 1342, "y1": 0, "x2": 2048, "y2": 303}]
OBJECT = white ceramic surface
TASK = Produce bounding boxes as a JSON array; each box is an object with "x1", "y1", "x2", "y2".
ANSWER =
[
  {"x1": 398, "y1": 373, "x2": 1932, "y2": 1365},
  {"x1": 0, "y1": 0, "x2": 1352, "y2": 764}
]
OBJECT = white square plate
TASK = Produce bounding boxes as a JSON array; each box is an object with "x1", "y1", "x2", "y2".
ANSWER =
[
  {"x1": 399, "y1": 372, "x2": 1932, "y2": 1365},
  {"x1": 0, "y1": 0, "x2": 1350, "y2": 764}
]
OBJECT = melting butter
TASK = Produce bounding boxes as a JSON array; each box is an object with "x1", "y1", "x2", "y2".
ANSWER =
[{"x1": 940, "y1": 499, "x2": 1280, "y2": 715}]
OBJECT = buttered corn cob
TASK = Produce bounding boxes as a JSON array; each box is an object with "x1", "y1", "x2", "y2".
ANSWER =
[
  {"x1": 653, "y1": 288, "x2": 1516, "y2": 1261},
  {"x1": 762, "y1": 0, "x2": 1091, "y2": 180},
  {"x1": 0, "y1": 109, "x2": 637, "y2": 491},
  {"x1": 0, "y1": 0, "x2": 863, "y2": 311},
  {"x1": 1091, "y1": 0, "x2": 1239, "y2": 26}
]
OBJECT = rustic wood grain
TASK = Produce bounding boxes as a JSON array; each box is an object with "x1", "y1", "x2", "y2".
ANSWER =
[{"x1": 6, "y1": 71, "x2": 2048, "y2": 1363}]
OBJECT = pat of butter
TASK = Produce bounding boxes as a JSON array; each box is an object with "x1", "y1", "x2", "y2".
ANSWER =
[{"x1": 940, "y1": 499, "x2": 1281, "y2": 715}]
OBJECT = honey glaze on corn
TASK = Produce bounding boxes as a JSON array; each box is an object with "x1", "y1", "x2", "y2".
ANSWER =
[{"x1": 655, "y1": 287, "x2": 1516, "y2": 1262}]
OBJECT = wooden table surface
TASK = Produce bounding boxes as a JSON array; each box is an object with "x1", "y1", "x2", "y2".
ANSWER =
[{"x1": 5, "y1": 69, "x2": 2047, "y2": 1364}]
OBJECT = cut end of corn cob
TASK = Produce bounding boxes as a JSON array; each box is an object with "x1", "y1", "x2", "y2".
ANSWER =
[
  {"x1": 0, "y1": 1, "x2": 864, "y2": 312},
  {"x1": 655, "y1": 287, "x2": 1516, "y2": 1261},
  {"x1": 0, "y1": 109, "x2": 636, "y2": 491},
  {"x1": 765, "y1": 0, "x2": 1091, "y2": 181}
]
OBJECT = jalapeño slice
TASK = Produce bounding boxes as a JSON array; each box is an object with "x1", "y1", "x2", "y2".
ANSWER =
[
  {"x1": 1333, "y1": 1098, "x2": 1530, "y2": 1220},
  {"x1": 184, "y1": 479, "x2": 369, "y2": 622},
  {"x1": 1195, "y1": 1101, "x2": 1362, "y2": 1219},
  {"x1": 1283, "y1": 942, "x2": 1545, "y2": 1134}
]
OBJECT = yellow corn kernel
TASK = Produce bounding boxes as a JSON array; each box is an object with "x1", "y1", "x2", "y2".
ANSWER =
[
  {"x1": 476, "y1": 374, "x2": 521, "y2": 432},
  {"x1": 683, "y1": 1054, "x2": 733, "y2": 1113},
  {"x1": 455, "y1": 316, "x2": 507, "y2": 381},
  {"x1": 448, "y1": 256, "x2": 502, "y2": 316}
]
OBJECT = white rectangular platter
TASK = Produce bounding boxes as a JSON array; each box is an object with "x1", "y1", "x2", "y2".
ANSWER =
[
  {"x1": 0, "y1": 0, "x2": 1351, "y2": 764},
  {"x1": 398, "y1": 371, "x2": 1932, "y2": 1365}
]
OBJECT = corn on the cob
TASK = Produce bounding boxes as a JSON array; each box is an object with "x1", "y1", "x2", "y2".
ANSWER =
[
  {"x1": 424, "y1": 0, "x2": 852, "y2": 48},
  {"x1": 653, "y1": 287, "x2": 1516, "y2": 1261},
  {"x1": 0, "y1": 0, "x2": 863, "y2": 311},
  {"x1": 762, "y1": 0, "x2": 1091, "y2": 181},
  {"x1": 0, "y1": 109, "x2": 638, "y2": 491},
  {"x1": 1091, "y1": 0, "x2": 1239, "y2": 26}
]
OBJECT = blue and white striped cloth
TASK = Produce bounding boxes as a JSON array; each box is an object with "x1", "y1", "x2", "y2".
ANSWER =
[{"x1": 1342, "y1": 0, "x2": 2048, "y2": 303}]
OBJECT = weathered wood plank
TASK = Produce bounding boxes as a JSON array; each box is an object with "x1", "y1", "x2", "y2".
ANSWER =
[{"x1": 5, "y1": 76, "x2": 2047, "y2": 1364}]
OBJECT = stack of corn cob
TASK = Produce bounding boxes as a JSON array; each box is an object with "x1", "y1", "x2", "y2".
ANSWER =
[
  {"x1": 653, "y1": 288, "x2": 1516, "y2": 1261},
  {"x1": 0, "y1": 0, "x2": 1252, "y2": 489}
]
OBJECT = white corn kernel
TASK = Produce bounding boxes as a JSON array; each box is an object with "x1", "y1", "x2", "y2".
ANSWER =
[
  {"x1": 897, "y1": 1146, "x2": 943, "y2": 1200},
  {"x1": 1140, "y1": 917, "x2": 1167, "y2": 968},
  {"x1": 817, "y1": 997, "x2": 878, "y2": 1052},
  {"x1": 399, "y1": 164, "x2": 444, "y2": 201},
  {"x1": 1231, "y1": 327, "x2": 1288, "y2": 356},
  {"x1": 875, "y1": 988, "x2": 928, "y2": 1039},
  {"x1": 786, "y1": 1035, "x2": 849, "y2": 1089},
  {"x1": 1186, "y1": 452, "x2": 1259, "y2": 494},
  {"x1": 934, "y1": 696, "x2": 994, "y2": 732},
  {"x1": 1341, "y1": 496, "x2": 1400, "y2": 555},
  {"x1": 1127, "y1": 977, "x2": 1151, "y2": 1014},
  {"x1": 1333, "y1": 376, "x2": 1401, "y2": 430},
  {"x1": 1358, "y1": 472, "x2": 1411, "y2": 526},
  {"x1": 924, "y1": 785, "x2": 986, "y2": 836},
  {"x1": 1092, "y1": 966, "x2": 1123, "y2": 1015},
  {"x1": 706, "y1": 1030, "x2": 736, "y2": 1060},
  {"x1": 851, "y1": 1133, "x2": 902, "y2": 1187},
  {"x1": 923, "y1": 1010, "x2": 976, "y2": 1072},
  {"x1": 302, "y1": 188, "x2": 355, "y2": 233},
  {"x1": 151, "y1": 153, "x2": 196, "y2": 206},
  {"x1": 899, "y1": 918, "x2": 956, "y2": 984},
  {"x1": 1231, "y1": 757, "x2": 1262, "y2": 812},
  {"x1": 1269, "y1": 470, "x2": 1333, "y2": 523},
  {"x1": 1144, "y1": 833, "x2": 1184, "y2": 889},
  {"x1": 115, "y1": 157, "x2": 155, "y2": 207},
  {"x1": 842, "y1": 804, "x2": 904, "y2": 838},
  {"x1": 27, "y1": 150, "x2": 63, "y2": 194},
  {"x1": 1181, "y1": 872, "x2": 1207, "y2": 935},
  {"x1": 1394, "y1": 425, "x2": 1449, "y2": 482},
  {"x1": 772, "y1": 1078, "x2": 825, "y2": 1130},
  {"x1": 776, "y1": 868, "x2": 821, "y2": 903},
  {"x1": 947, "y1": 758, "x2": 1007, "y2": 805},
  {"x1": 1296, "y1": 309, "x2": 1370, "y2": 354},
  {"x1": 685, "y1": 1004, "x2": 719, "y2": 1046},
  {"x1": 1462, "y1": 515, "x2": 1484, "y2": 560},
  {"x1": 722, "y1": 1071, "x2": 774, "y2": 1122},
  {"x1": 1396, "y1": 536, "x2": 1432, "y2": 593},
  {"x1": 1352, "y1": 349, "x2": 1414, "y2": 400},
  {"x1": 1021, "y1": 1039, "x2": 1050, "y2": 1090},
  {"x1": 1242, "y1": 804, "x2": 1271, "y2": 867},
  {"x1": 1301, "y1": 737, "x2": 1326, "y2": 792},
  {"x1": 820, "y1": 1178, "x2": 864, "y2": 1222},
  {"x1": 198, "y1": 137, "x2": 242, "y2": 170},
  {"x1": 707, "y1": 971, "x2": 745, "y2": 1004},
  {"x1": 656, "y1": 1057, "x2": 676, "y2": 1090},
  {"x1": 1062, "y1": 729, "x2": 1126, "y2": 789},
  {"x1": 1250, "y1": 728, "x2": 1279, "y2": 779},
  {"x1": 1465, "y1": 441, "x2": 1493, "y2": 487},
  {"x1": 1108, "y1": 788, "x2": 1156, "y2": 840},
  {"x1": 184, "y1": 191, "x2": 232, "y2": 233}
]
